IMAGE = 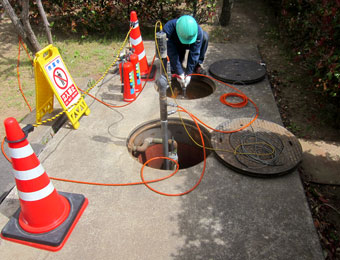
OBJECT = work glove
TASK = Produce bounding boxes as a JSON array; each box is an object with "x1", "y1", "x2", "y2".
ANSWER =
[
  {"x1": 184, "y1": 75, "x2": 191, "y2": 88},
  {"x1": 177, "y1": 74, "x2": 185, "y2": 88}
]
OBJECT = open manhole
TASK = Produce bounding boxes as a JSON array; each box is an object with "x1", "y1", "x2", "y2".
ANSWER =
[
  {"x1": 127, "y1": 118, "x2": 211, "y2": 170},
  {"x1": 155, "y1": 75, "x2": 215, "y2": 99}
]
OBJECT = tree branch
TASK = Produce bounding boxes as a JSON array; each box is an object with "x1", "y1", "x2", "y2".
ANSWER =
[
  {"x1": 36, "y1": 0, "x2": 53, "y2": 45},
  {"x1": 21, "y1": 0, "x2": 41, "y2": 53},
  {"x1": 1, "y1": 0, "x2": 27, "y2": 40}
]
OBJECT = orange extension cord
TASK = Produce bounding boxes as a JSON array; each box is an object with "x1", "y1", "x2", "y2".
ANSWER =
[
  {"x1": 1, "y1": 106, "x2": 206, "y2": 197},
  {"x1": 220, "y1": 92, "x2": 248, "y2": 108},
  {"x1": 77, "y1": 55, "x2": 156, "y2": 108},
  {"x1": 185, "y1": 73, "x2": 259, "y2": 134},
  {"x1": 4, "y1": 41, "x2": 259, "y2": 196},
  {"x1": 17, "y1": 37, "x2": 33, "y2": 112}
]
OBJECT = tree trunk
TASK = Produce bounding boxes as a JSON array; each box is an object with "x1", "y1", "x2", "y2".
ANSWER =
[
  {"x1": 21, "y1": 0, "x2": 41, "y2": 53},
  {"x1": 1, "y1": 0, "x2": 42, "y2": 53},
  {"x1": 219, "y1": 0, "x2": 232, "y2": 26},
  {"x1": 193, "y1": 0, "x2": 197, "y2": 18},
  {"x1": 36, "y1": 0, "x2": 53, "y2": 45},
  {"x1": 1, "y1": 0, "x2": 32, "y2": 50}
]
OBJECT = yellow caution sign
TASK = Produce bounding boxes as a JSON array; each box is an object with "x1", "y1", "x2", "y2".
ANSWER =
[{"x1": 34, "y1": 44, "x2": 90, "y2": 129}]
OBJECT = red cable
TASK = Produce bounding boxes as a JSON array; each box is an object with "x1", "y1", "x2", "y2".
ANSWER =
[
  {"x1": 2, "y1": 60, "x2": 260, "y2": 197},
  {"x1": 19, "y1": 38, "x2": 33, "y2": 66},
  {"x1": 77, "y1": 55, "x2": 156, "y2": 108},
  {"x1": 49, "y1": 157, "x2": 179, "y2": 187},
  {"x1": 140, "y1": 106, "x2": 206, "y2": 196},
  {"x1": 1, "y1": 143, "x2": 180, "y2": 187},
  {"x1": 1, "y1": 103, "x2": 207, "y2": 197},
  {"x1": 220, "y1": 92, "x2": 248, "y2": 108},
  {"x1": 17, "y1": 37, "x2": 33, "y2": 112},
  {"x1": 1, "y1": 138, "x2": 10, "y2": 163},
  {"x1": 174, "y1": 73, "x2": 259, "y2": 134}
]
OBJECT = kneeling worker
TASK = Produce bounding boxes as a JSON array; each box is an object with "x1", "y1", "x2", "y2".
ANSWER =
[{"x1": 163, "y1": 15, "x2": 209, "y2": 89}]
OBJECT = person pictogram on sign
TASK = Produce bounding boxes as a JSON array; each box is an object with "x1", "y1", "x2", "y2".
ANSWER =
[
  {"x1": 53, "y1": 67, "x2": 68, "y2": 90},
  {"x1": 56, "y1": 71, "x2": 66, "y2": 86}
]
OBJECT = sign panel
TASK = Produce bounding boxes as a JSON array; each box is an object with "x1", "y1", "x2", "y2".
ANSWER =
[
  {"x1": 44, "y1": 56, "x2": 81, "y2": 109},
  {"x1": 35, "y1": 44, "x2": 90, "y2": 129}
]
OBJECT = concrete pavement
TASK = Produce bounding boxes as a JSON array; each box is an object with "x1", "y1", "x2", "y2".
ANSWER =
[{"x1": 0, "y1": 42, "x2": 324, "y2": 259}]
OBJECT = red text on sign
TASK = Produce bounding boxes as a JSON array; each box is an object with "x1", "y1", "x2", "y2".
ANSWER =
[{"x1": 61, "y1": 84, "x2": 79, "y2": 107}]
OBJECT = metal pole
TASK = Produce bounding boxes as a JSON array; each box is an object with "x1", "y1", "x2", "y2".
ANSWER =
[
  {"x1": 157, "y1": 75, "x2": 170, "y2": 170},
  {"x1": 156, "y1": 31, "x2": 171, "y2": 170}
]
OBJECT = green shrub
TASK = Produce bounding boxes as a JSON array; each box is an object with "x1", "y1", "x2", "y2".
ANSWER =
[
  {"x1": 30, "y1": 0, "x2": 218, "y2": 36},
  {"x1": 280, "y1": 0, "x2": 340, "y2": 99}
]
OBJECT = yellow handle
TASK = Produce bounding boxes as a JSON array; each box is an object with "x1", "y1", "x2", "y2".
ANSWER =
[{"x1": 35, "y1": 44, "x2": 56, "y2": 61}]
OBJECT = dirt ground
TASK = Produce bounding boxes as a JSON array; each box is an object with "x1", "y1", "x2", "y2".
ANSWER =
[
  {"x1": 206, "y1": 0, "x2": 339, "y2": 258},
  {"x1": 0, "y1": 0, "x2": 339, "y2": 258},
  {"x1": 0, "y1": 17, "x2": 36, "y2": 139}
]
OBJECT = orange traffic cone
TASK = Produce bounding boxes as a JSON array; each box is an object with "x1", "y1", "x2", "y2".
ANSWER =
[
  {"x1": 130, "y1": 11, "x2": 156, "y2": 81},
  {"x1": 0, "y1": 117, "x2": 88, "y2": 251}
]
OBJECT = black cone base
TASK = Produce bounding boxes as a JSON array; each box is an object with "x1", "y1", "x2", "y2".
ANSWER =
[
  {"x1": 1, "y1": 191, "x2": 88, "y2": 252},
  {"x1": 141, "y1": 64, "x2": 157, "y2": 81}
]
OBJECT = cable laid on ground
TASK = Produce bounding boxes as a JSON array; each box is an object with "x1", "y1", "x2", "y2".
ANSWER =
[
  {"x1": 154, "y1": 22, "x2": 270, "y2": 158},
  {"x1": 220, "y1": 92, "x2": 248, "y2": 108},
  {"x1": 17, "y1": 36, "x2": 33, "y2": 112},
  {"x1": 77, "y1": 54, "x2": 156, "y2": 109},
  {"x1": 31, "y1": 27, "x2": 133, "y2": 128},
  {"x1": 141, "y1": 106, "x2": 206, "y2": 196},
  {"x1": 19, "y1": 37, "x2": 33, "y2": 65},
  {"x1": 1, "y1": 146, "x2": 179, "y2": 186},
  {"x1": 2, "y1": 20, "x2": 261, "y2": 197},
  {"x1": 1, "y1": 106, "x2": 206, "y2": 197}
]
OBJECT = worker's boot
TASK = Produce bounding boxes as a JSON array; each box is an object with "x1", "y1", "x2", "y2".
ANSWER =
[{"x1": 194, "y1": 64, "x2": 207, "y2": 75}]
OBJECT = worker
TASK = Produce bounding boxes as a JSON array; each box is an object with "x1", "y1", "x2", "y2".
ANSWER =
[{"x1": 163, "y1": 15, "x2": 209, "y2": 89}]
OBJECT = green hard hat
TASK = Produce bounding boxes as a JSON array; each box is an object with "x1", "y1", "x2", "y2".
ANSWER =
[{"x1": 176, "y1": 15, "x2": 198, "y2": 45}]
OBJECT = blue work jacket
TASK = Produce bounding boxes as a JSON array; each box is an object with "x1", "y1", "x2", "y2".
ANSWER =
[{"x1": 163, "y1": 19, "x2": 203, "y2": 75}]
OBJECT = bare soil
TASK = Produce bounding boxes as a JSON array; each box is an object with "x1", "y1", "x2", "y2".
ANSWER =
[
  {"x1": 204, "y1": 0, "x2": 339, "y2": 258},
  {"x1": 0, "y1": 17, "x2": 36, "y2": 138}
]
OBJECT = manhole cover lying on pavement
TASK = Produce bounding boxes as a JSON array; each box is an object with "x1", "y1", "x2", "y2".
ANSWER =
[
  {"x1": 209, "y1": 59, "x2": 266, "y2": 84},
  {"x1": 211, "y1": 118, "x2": 303, "y2": 177}
]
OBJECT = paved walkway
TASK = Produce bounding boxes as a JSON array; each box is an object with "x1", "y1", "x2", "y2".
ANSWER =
[{"x1": 0, "y1": 42, "x2": 323, "y2": 259}]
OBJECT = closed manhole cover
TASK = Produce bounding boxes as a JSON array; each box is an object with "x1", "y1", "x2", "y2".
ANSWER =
[
  {"x1": 211, "y1": 118, "x2": 303, "y2": 177},
  {"x1": 209, "y1": 59, "x2": 266, "y2": 84}
]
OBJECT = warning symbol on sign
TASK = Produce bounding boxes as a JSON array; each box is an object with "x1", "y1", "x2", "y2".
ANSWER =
[
  {"x1": 53, "y1": 67, "x2": 68, "y2": 90},
  {"x1": 37, "y1": 45, "x2": 90, "y2": 129}
]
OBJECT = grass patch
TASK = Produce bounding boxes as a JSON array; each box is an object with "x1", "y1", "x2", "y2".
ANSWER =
[
  {"x1": 0, "y1": 31, "x2": 126, "y2": 137},
  {"x1": 37, "y1": 32, "x2": 126, "y2": 78}
]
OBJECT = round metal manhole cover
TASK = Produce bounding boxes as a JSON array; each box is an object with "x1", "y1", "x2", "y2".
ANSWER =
[
  {"x1": 211, "y1": 118, "x2": 303, "y2": 177},
  {"x1": 209, "y1": 59, "x2": 266, "y2": 84}
]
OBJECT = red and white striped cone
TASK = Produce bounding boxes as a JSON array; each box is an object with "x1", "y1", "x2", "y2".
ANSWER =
[
  {"x1": 0, "y1": 117, "x2": 88, "y2": 251},
  {"x1": 130, "y1": 11, "x2": 156, "y2": 81}
]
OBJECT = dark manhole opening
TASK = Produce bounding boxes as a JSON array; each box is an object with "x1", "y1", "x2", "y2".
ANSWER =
[
  {"x1": 127, "y1": 118, "x2": 211, "y2": 170},
  {"x1": 155, "y1": 75, "x2": 215, "y2": 100}
]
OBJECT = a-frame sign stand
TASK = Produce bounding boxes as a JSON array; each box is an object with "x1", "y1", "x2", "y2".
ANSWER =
[{"x1": 34, "y1": 45, "x2": 90, "y2": 129}]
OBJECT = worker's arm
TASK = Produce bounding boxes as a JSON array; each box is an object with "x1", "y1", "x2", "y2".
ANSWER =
[
  {"x1": 163, "y1": 19, "x2": 184, "y2": 75},
  {"x1": 167, "y1": 39, "x2": 184, "y2": 75}
]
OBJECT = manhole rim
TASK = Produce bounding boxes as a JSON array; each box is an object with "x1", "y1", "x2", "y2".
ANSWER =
[
  {"x1": 154, "y1": 75, "x2": 217, "y2": 100},
  {"x1": 127, "y1": 118, "x2": 212, "y2": 170}
]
